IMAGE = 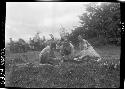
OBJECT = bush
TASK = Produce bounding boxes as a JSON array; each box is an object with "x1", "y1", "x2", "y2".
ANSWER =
[{"x1": 87, "y1": 37, "x2": 107, "y2": 47}]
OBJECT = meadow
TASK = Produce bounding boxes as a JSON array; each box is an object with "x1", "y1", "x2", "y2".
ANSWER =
[{"x1": 5, "y1": 45, "x2": 120, "y2": 88}]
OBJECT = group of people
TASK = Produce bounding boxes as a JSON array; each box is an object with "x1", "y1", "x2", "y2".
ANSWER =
[{"x1": 39, "y1": 35, "x2": 101, "y2": 65}]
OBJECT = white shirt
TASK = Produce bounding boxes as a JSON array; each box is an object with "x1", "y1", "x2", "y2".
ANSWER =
[
  {"x1": 39, "y1": 45, "x2": 50, "y2": 58},
  {"x1": 78, "y1": 46, "x2": 101, "y2": 59},
  {"x1": 75, "y1": 39, "x2": 101, "y2": 61}
]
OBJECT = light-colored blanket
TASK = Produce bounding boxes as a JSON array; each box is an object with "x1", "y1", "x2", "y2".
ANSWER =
[
  {"x1": 77, "y1": 46, "x2": 100, "y2": 58},
  {"x1": 74, "y1": 40, "x2": 101, "y2": 61}
]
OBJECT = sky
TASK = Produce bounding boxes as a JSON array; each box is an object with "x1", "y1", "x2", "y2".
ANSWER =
[{"x1": 6, "y1": 2, "x2": 92, "y2": 43}]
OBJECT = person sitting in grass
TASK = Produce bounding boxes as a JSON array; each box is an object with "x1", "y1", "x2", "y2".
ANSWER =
[
  {"x1": 74, "y1": 35, "x2": 101, "y2": 61},
  {"x1": 39, "y1": 34, "x2": 63, "y2": 65},
  {"x1": 60, "y1": 38, "x2": 75, "y2": 62},
  {"x1": 39, "y1": 40, "x2": 58, "y2": 65}
]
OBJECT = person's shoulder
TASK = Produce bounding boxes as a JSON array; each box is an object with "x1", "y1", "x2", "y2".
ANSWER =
[
  {"x1": 83, "y1": 39, "x2": 89, "y2": 43},
  {"x1": 69, "y1": 43, "x2": 74, "y2": 48},
  {"x1": 69, "y1": 42, "x2": 73, "y2": 46},
  {"x1": 46, "y1": 45, "x2": 51, "y2": 49},
  {"x1": 82, "y1": 39, "x2": 86, "y2": 41},
  {"x1": 42, "y1": 45, "x2": 50, "y2": 50}
]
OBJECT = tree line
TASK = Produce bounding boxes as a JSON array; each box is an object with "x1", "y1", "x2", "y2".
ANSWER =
[
  {"x1": 6, "y1": 2, "x2": 121, "y2": 53},
  {"x1": 6, "y1": 32, "x2": 46, "y2": 53},
  {"x1": 68, "y1": 2, "x2": 121, "y2": 47}
]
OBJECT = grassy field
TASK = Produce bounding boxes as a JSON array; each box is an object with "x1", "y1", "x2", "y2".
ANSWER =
[
  {"x1": 5, "y1": 45, "x2": 120, "y2": 64},
  {"x1": 5, "y1": 46, "x2": 120, "y2": 88}
]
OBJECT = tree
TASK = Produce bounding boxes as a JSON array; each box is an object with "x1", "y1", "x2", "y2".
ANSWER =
[
  {"x1": 32, "y1": 32, "x2": 41, "y2": 51},
  {"x1": 8, "y1": 38, "x2": 15, "y2": 52},
  {"x1": 28, "y1": 32, "x2": 46, "y2": 51},
  {"x1": 8, "y1": 38, "x2": 30, "y2": 53},
  {"x1": 69, "y1": 2, "x2": 121, "y2": 46}
]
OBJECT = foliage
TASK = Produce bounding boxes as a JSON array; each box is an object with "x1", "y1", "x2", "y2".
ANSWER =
[
  {"x1": 5, "y1": 46, "x2": 120, "y2": 88},
  {"x1": 29, "y1": 32, "x2": 46, "y2": 51},
  {"x1": 8, "y1": 38, "x2": 29, "y2": 53},
  {"x1": 7, "y1": 32, "x2": 46, "y2": 53},
  {"x1": 68, "y1": 2, "x2": 121, "y2": 46}
]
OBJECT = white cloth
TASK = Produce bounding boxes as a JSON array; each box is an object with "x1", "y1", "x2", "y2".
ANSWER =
[
  {"x1": 75, "y1": 39, "x2": 101, "y2": 61},
  {"x1": 78, "y1": 46, "x2": 101, "y2": 59},
  {"x1": 69, "y1": 43, "x2": 75, "y2": 57},
  {"x1": 39, "y1": 46, "x2": 51, "y2": 62},
  {"x1": 39, "y1": 46, "x2": 50, "y2": 56}
]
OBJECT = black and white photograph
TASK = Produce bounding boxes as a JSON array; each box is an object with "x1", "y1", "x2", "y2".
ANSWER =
[{"x1": 5, "y1": 2, "x2": 120, "y2": 88}]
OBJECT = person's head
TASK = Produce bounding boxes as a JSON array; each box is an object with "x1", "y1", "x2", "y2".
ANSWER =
[
  {"x1": 50, "y1": 42, "x2": 56, "y2": 50},
  {"x1": 64, "y1": 38, "x2": 68, "y2": 42},
  {"x1": 63, "y1": 39, "x2": 70, "y2": 48},
  {"x1": 49, "y1": 34, "x2": 54, "y2": 41},
  {"x1": 78, "y1": 35, "x2": 83, "y2": 41},
  {"x1": 56, "y1": 41, "x2": 61, "y2": 49}
]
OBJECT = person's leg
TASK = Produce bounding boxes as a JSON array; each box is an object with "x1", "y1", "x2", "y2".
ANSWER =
[
  {"x1": 46, "y1": 57, "x2": 55, "y2": 65},
  {"x1": 40, "y1": 55, "x2": 48, "y2": 64}
]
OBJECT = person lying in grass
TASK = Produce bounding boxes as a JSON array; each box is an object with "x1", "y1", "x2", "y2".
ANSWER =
[{"x1": 74, "y1": 35, "x2": 101, "y2": 61}]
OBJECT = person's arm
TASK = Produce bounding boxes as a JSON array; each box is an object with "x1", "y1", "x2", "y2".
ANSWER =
[
  {"x1": 85, "y1": 40, "x2": 91, "y2": 47},
  {"x1": 39, "y1": 46, "x2": 50, "y2": 62},
  {"x1": 70, "y1": 43, "x2": 75, "y2": 58}
]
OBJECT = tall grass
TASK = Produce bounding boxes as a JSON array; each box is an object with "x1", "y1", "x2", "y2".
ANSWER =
[
  {"x1": 6, "y1": 58, "x2": 120, "y2": 88},
  {"x1": 5, "y1": 46, "x2": 120, "y2": 88}
]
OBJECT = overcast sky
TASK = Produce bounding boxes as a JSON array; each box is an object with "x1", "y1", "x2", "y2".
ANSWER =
[{"x1": 6, "y1": 2, "x2": 92, "y2": 42}]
